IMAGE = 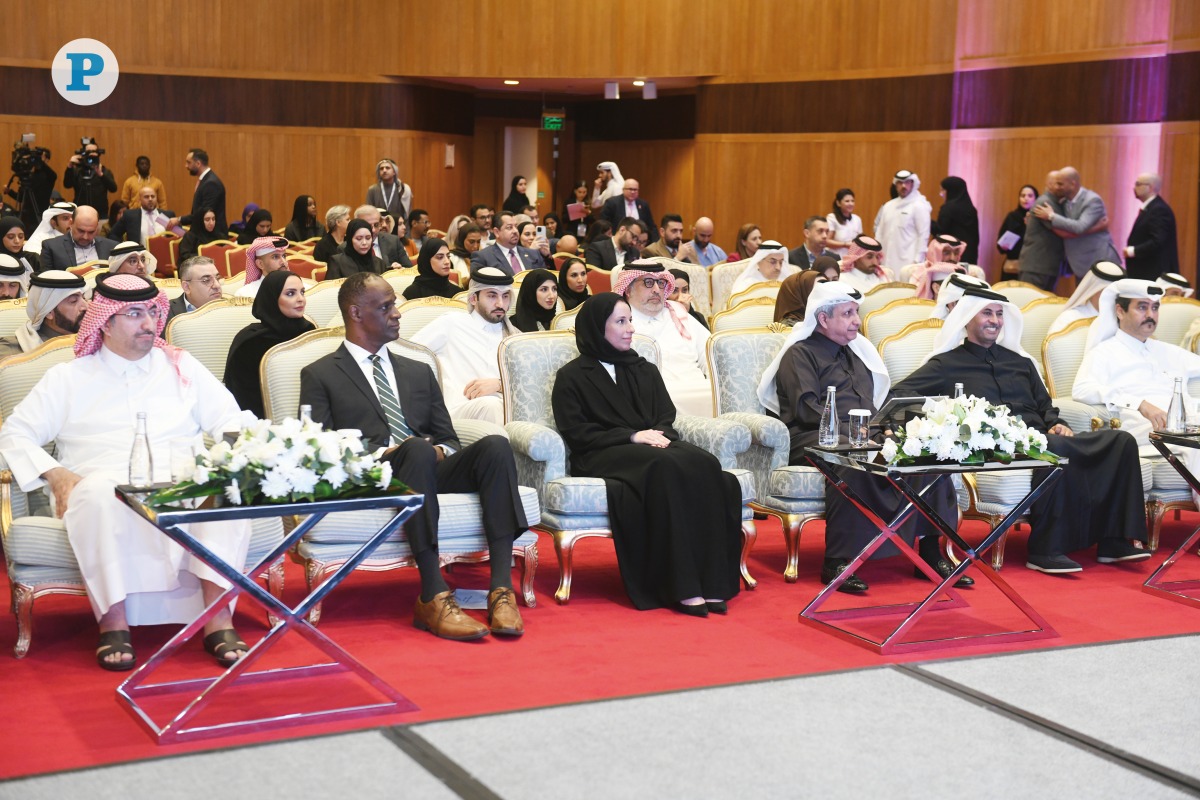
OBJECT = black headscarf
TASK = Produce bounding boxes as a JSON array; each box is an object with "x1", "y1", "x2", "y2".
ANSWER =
[
  {"x1": 0, "y1": 216, "x2": 27, "y2": 255},
  {"x1": 934, "y1": 176, "x2": 980, "y2": 263},
  {"x1": 342, "y1": 219, "x2": 379, "y2": 270},
  {"x1": 510, "y1": 269, "x2": 559, "y2": 332},
  {"x1": 668, "y1": 268, "x2": 710, "y2": 331},
  {"x1": 0, "y1": 215, "x2": 39, "y2": 272},
  {"x1": 224, "y1": 270, "x2": 315, "y2": 417},
  {"x1": 404, "y1": 238, "x2": 459, "y2": 300},
  {"x1": 236, "y1": 208, "x2": 274, "y2": 245},
  {"x1": 558, "y1": 257, "x2": 590, "y2": 310},
  {"x1": 574, "y1": 292, "x2": 657, "y2": 421},
  {"x1": 502, "y1": 175, "x2": 529, "y2": 214}
]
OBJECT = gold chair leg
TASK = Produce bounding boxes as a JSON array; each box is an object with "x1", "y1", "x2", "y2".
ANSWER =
[
  {"x1": 991, "y1": 527, "x2": 1008, "y2": 571},
  {"x1": 779, "y1": 514, "x2": 802, "y2": 583},
  {"x1": 11, "y1": 583, "x2": 33, "y2": 659},
  {"x1": 740, "y1": 520, "x2": 758, "y2": 589},
  {"x1": 265, "y1": 559, "x2": 285, "y2": 628},
  {"x1": 1147, "y1": 500, "x2": 1166, "y2": 552},
  {"x1": 517, "y1": 542, "x2": 538, "y2": 608},
  {"x1": 551, "y1": 530, "x2": 576, "y2": 605},
  {"x1": 303, "y1": 558, "x2": 329, "y2": 626}
]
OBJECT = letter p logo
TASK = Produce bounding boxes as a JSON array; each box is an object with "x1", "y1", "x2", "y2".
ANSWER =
[{"x1": 52, "y1": 39, "x2": 119, "y2": 106}]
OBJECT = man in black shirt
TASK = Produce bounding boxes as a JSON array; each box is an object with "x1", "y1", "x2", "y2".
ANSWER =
[{"x1": 63, "y1": 140, "x2": 117, "y2": 216}]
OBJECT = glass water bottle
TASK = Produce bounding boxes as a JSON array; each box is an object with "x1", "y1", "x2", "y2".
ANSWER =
[
  {"x1": 129, "y1": 411, "x2": 153, "y2": 487},
  {"x1": 1167, "y1": 377, "x2": 1186, "y2": 433}
]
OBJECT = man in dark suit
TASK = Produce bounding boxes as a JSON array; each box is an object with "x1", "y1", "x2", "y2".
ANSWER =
[
  {"x1": 599, "y1": 179, "x2": 658, "y2": 243},
  {"x1": 299, "y1": 272, "x2": 529, "y2": 641},
  {"x1": 471, "y1": 210, "x2": 544, "y2": 274},
  {"x1": 346, "y1": 205, "x2": 411, "y2": 268},
  {"x1": 170, "y1": 148, "x2": 227, "y2": 236},
  {"x1": 1124, "y1": 172, "x2": 1179, "y2": 281},
  {"x1": 40, "y1": 206, "x2": 116, "y2": 270},
  {"x1": 585, "y1": 217, "x2": 643, "y2": 270},
  {"x1": 788, "y1": 216, "x2": 838, "y2": 268},
  {"x1": 167, "y1": 256, "x2": 223, "y2": 322},
  {"x1": 108, "y1": 186, "x2": 175, "y2": 246}
]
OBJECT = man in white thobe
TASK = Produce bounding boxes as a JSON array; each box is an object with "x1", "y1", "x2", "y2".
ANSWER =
[
  {"x1": 1047, "y1": 260, "x2": 1124, "y2": 336},
  {"x1": 872, "y1": 169, "x2": 932, "y2": 268},
  {"x1": 25, "y1": 202, "x2": 76, "y2": 254},
  {"x1": 837, "y1": 235, "x2": 895, "y2": 294},
  {"x1": 236, "y1": 236, "x2": 289, "y2": 298},
  {"x1": 616, "y1": 260, "x2": 713, "y2": 417},
  {"x1": 0, "y1": 273, "x2": 252, "y2": 670},
  {"x1": 412, "y1": 266, "x2": 515, "y2": 425},
  {"x1": 0, "y1": 270, "x2": 88, "y2": 359}
]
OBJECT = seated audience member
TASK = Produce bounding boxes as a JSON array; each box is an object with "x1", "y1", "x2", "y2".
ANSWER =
[
  {"x1": 510, "y1": 268, "x2": 559, "y2": 332},
  {"x1": 327, "y1": 220, "x2": 384, "y2": 280},
  {"x1": 108, "y1": 186, "x2": 172, "y2": 246},
  {"x1": 758, "y1": 280, "x2": 962, "y2": 592},
  {"x1": 352, "y1": 205, "x2": 410, "y2": 268},
  {"x1": 586, "y1": 217, "x2": 642, "y2": 270},
  {"x1": 826, "y1": 189, "x2": 863, "y2": 257},
  {"x1": 236, "y1": 236, "x2": 290, "y2": 298},
  {"x1": 312, "y1": 205, "x2": 351, "y2": 264},
  {"x1": 236, "y1": 208, "x2": 274, "y2": 245},
  {"x1": 0, "y1": 270, "x2": 88, "y2": 358},
  {"x1": 169, "y1": 256, "x2": 223, "y2": 321},
  {"x1": 556, "y1": 234, "x2": 580, "y2": 257},
  {"x1": 26, "y1": 202, "x2": 77, "y2": 254},
  {"x1": 837, "y1": 236, "x2": 894, "y2": 293},
  {"x1": 773, "y1": 270, "x2": 824, "y2": 327},
  {"x1": 404, "y1": 208, "x2": 431, "y2": 258},
  {"x1": 448, "y1": 222, "x2": 482, "y2": 280},
  {"x1": 284, "y1": 195, "x2": 324, "y2": 242},
  {"x1": 1047, "y1": 260, "x2": 1124, "y2": 335},
  {"x1": 225, "y1": 270, "x2": 314, "y2": 418},
  {"x1": 470, "y1": 204, "x2": 495, "y2": 245},
  {"x1": 178, "y1": 207, "x2": 222, "y2": 263},
  {"x1": 932, "y1": 272, "x2": 990, "y2": 319},
  {"x1": 600, "y1": 179, "x2": 657, "y2": 244},
  {"x1": 0, "y1": 216, "x2": 41, "y2": 274},
  {"x1": 583, "y1": 219, "x2": 613, "y2": 249},
  {"x1": 542, "y1": 212, "x2": 561, "y2": 250},
  {"x1": 616, "y1": 261, "x2": 712, "y2": 417},
  {"x1": 471, "y1": 211, "x2": 542, "y2": 275},
  {"x1": 894, "y1": 285, "x2": 1149, "y2": 574},
  {"x1": 300, "y1": 272, "x2": 528, "y2": 640},
  {"x1": 729, "y1": 240, "x2": 797, "y2": 299},
  {"x1": 403, "y1": 239, "x2": 460, "y2": 301},
  {"x1": 1156, "y1": 272, "x2": 1192, "y2": 297},
  {"x1": 788, "y1": 216, "x2": 838, "y2": 269},
  {"x1": 813, "y1": 255, "x2": 842, "y2": 283},
  {"x1": 41, "y1": 206, "x2": 116, "y2": 270},
  {"x1": 911, "y1": 262, "x2": 966, "y2": 301},
  {"x1": 365, "y1": 159, "x2": 411, "y2": 223},
  {"x1": 558, "y1": 257, "x2": 590, "y2": 310},
  {"x1": 0, "y1": 273, "x2": 253, "y2": 669},
  {"x1": 517, "y1": 221, "x2": 552, "y2": 267},
  {"x1": 676, "y1": 217, "x2": 727, "y2": 266},
  {"x1": 667, "y1": 268, "x2": 710, "y2": 331},
  {"x1": 106, "y1": 241, "x2": 154, "y2": 278},
  {"x1": 445, "y1": 214, "x2": 471, "y2": 248},
  {"x1": 727, "y1": 223, "x2": 761, "y2": 263},
  {"x1": 0, "y1": 254, "x2": 31, "y2": 300},
  {"x1": 412, "y1": 267, "x2": 516, "y2": 424},
  {"x1": 552, "y1": 293, "x2": 742, "y2": 615},
  {"x1": 642, "y1": 214, "x2": 684, "y2": 259},
  {"x1": 898, "y1": 234, "x2": 985, "y2": 285},
  {"x1": 229, "y1": 203, "x2": 258, "y2": 238},
  {"x1": 100, "y1": 201, "x2": 127, "y2": 240}
]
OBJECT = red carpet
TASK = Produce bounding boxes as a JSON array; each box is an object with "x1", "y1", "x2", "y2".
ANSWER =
[{"x1": 3, "y1": 515, "x2": 1200, "y2": 780}]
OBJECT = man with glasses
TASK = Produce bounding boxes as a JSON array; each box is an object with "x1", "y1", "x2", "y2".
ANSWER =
[
  {"x1": 351, "y1": 205, "x2": 410, "y2": 269},
  {"x1": 0, "y1": 273, "x2": 253, "y2": 670},
  {"x1": 169, "y1": 256, "x2": 224, "y2": 321},
  {"x1": 615, "y1": 260, "x2": 713, "y2": 417},
  {"x1": 106, "y1": 241, "x2": 153, "y2": 278}
]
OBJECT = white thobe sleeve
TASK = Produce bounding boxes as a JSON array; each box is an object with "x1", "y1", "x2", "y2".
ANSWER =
[
  {"x1": 1072, "y1": 346, "x2": 1130, "y2": 409},
  {"x1": 411, "y1": 314, "x2": 450, "y2": 353},
  {"x1": 0, "y1": 365, "x2": 70, "y2": 491},
  {"x1": 685, "y1": 315, "x2": 710, "y2": 378},
  {"x1": 183, "y1": 352, "x2": 250, "y2": 436},
  {"x1": 915, "y1": 206, "x2": 931, "y2": 263}
]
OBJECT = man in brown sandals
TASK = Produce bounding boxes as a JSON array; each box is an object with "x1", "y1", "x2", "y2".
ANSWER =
[{"x1": 0, "y1": 274, "x2": 254, "y2": 670}]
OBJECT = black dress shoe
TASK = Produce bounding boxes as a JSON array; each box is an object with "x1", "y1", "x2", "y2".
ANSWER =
[
  {"x1": 676, "y1": 602, "x2": 709, "y2": 618},
  {"x1": 914, "y1": 558, "x2": 975, "y2": 587},
  {"x1": 705, "y1": 601, "x2": 728, "y2": 615},
  {"x1": 820, "y1": 563, "x2": 868, "y2": 594}
]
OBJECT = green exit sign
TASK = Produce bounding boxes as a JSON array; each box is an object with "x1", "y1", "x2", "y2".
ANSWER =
[{"x1": 541, "y1": 112, "x2": 565, "y2": 131}]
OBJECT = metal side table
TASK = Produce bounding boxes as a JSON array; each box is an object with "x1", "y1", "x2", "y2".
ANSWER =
[
  {"x1": 802, "y1": 446, "x2": 1064, "y2": 654},
  {"x1": 1144, "y1": 432, "x2": 1200, "y2": 608},
  {"x1": 114, "y1": 487, "x2": 423, "y2": 744}
]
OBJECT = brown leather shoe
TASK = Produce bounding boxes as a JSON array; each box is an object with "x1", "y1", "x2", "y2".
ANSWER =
[
  {"x1": 487, "y1": 587, "x2": 524, "y2": 637},
  {"x1": 413, "y1": 591, "x2": 489, "y2": 641}
]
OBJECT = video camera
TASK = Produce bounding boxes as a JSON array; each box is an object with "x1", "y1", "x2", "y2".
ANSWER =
[
  {"x1": 74, "y1": 137, "x2": 105, "y2": 177},
  {"x1": 10, "y1": 133, "x2": 51, "y2": 181}
]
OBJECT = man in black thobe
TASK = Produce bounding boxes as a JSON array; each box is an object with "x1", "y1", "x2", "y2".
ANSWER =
[
  {"x1": 894, "y1": 286, "x2": 1150, "y2": 574},
  {"x1": 760, "y1": 282, "x2": 967, "y2": 594}
]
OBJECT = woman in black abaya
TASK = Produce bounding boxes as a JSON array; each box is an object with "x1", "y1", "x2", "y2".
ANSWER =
[
  {"x1": 551, "y1": 292, "x2": 741, "y2": 615},
  {"x1": 403, "y1": 238, "x2": 460, "y2": 300}
]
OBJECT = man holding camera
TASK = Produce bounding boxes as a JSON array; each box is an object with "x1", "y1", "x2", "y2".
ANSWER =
[
  {"x1": 63, "y1": 140, "x2": 117, "y2": 218},
  {"x1": 7, "y1": 138, "x2": 57, "y2": 231}
]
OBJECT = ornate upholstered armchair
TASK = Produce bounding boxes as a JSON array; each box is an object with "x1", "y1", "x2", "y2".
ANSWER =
[
  {"x1": 300, "y1": 278, "x2": 345, "y2": 326},
  {"x1": 165, "y1": 297, "x2": 257, "y2": 382},
  {"x1": 1018, "y1": 296, "x2": 1067, "y2": 359},
  {"x1": 0, "y1": 298, "x2": 30, "y2": 338},
  {"x1": 991, "y1": 280, "x2": 1054, "y2": 309},
  {"x1": 640, "y1": 257, "x2": 713, "y2": 318},
  {"x1": 0, "y1": 336, "x2": 286, "y2": 657},
  {"x1": 857, "y1": 282, "x2": 917, "y2": 318},
  {"x1": 395, "y1": 296, "x2": 468, "y2": 341},
  {"x1": 498, "y1": 331, "x2": 758, "y2": 603},
  {"x1": 260, "y1": 327, "x2": 541, "y2": 624},
  {"x1": 860, "y1": 298, "x2": 936, "y2": 349},
  {"x1": 710, "y1": 297, "x2": 777, "y2": 333}
]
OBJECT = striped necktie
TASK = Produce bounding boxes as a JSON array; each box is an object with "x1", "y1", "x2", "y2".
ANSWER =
[{"x1": 369, "y1": 354, "x2": 412, "y2": 443}]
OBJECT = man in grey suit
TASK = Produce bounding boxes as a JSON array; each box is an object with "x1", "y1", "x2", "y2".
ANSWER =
[
  {"x1": 348, "y1": 205, "x2": 411, "y2": 268},
  {"x1": 40, "y1": 206, "x2": 116, "y2": 270},
  {"x1": 299, "y1": 272, "x2": 529, "y2": 640},
  {"x1": 1033, "y1": 166, "x2": 1121, "y2": 279},
  {"x1": 470, "y1": 210, "x2": 544, "y2": 275},
  {"x1": 1018, "y1": 171, "x2": 1067, "y2": 291}
]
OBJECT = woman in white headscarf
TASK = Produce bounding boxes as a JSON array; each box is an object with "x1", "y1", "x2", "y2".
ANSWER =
[
  {"x1": 728, "y1": 240, "x2": 797, "y2": 300},
  {"x1": 591, "y1": 161, "x2": 624, "y2": 209}
]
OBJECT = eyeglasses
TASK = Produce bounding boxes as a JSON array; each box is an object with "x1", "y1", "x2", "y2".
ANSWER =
[
  {"x1": 638, "y1": 277, "x2": 670, "y2": 289},
  {"x1": 184, "y1": 275, "x2": 219, "y2": 286},
  {"x1": 113, "y1": 307, "x2": 162, "y2": 321}
]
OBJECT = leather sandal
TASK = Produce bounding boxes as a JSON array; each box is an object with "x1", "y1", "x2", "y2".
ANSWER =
[
  {"x1": 96, "y1": 630, "x2": 136, "y2": 672},
  {"x1": 203, "y1": 629, "x2": 248, "y2": 665}
]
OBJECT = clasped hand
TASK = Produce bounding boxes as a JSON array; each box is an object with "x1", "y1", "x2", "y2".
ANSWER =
[{"x1": 631, "y1": 429, "x2": 670, "y2": 448}]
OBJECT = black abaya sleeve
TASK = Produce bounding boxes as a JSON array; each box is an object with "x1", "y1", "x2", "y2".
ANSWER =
[
  {"x1": 552, "y1": 360, "x2": 641, "y2": 453},
  {"x1": 892, "y1": 356, "x2": 950, "y2": 398}
]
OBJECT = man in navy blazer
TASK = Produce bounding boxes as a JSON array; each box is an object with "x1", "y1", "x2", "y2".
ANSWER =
[
  {"x1": 599, "y1": 179, "x2": 658, "y2": 243},
  {"x1": 1124, "y1": 173, "x2": 1179, "y2": 281},
  {"x1": 40, "y1": 206, "x2": 116, "y2": 270},
  {"x1": 585, "y1": 218, "x2": 643, "y2": 270},
  {"x1": 170, "y1": 148, "x2": 227, "y2": 236},
  {"x1": 470, "y1": 210, "x2": 544, "y2": 275},
  {"x1": 108, "y1": 186, "x2": 175, "y2": 246},
  {"x1": 299, "y1": 272, "x2": 529, "y2": 640}
]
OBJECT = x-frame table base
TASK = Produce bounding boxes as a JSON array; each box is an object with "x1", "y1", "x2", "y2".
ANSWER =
[
  {"x1": 114, "y1": 489, "x2": 424, "y2": 744},
  {"x1": 1145, "y1": 434, "x2": 1200, "y2": 609},
  {"x1": 802, "y1": 451, "x2": 1063, "y2": 654}
]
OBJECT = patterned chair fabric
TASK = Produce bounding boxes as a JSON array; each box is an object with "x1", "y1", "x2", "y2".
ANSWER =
[
  {"x1": 711, "y1": 297, "x2": 777, "y2": 333},
  {"x1": 857, "y1": 282, "x2": 917, "y2": 318},
  {"x1": 640, "y1": 257, "x2": 713, "y2": 318},
  {"x1": 991, "y1": 280, "x2": 1054, "y2": 309},
  {"x1": 710, "y1": 261, "x2": 750, "y2": 312},
  {"x1": 260, "y1": 328, "x2": 541, "y2": 622},
  {"x1": 498, "y1": 330, "x2": 759, "y2": 603},
  {"x1": 860, "y1": 298, "x2": 937, "y2": 349},
  {"x1": 725, "y1": 281, "x2": 781, "y2": 310},
  {"x1": 878, "y1": 320, "x2": 943, "y2": 384},
  {"x1": 164, "y1": 297, "x2": 256, "y2": 382},
  {"x1": 550, "y1": 305, "x2": 582, "y2": 331},
  {"x1": 151, "y1": 278, "x2": 185, "y2": 299},
  {"x1": 0, "y1": 299, "x2": 31, "y2": 338},
  {"x1": 1156, "y1": 297, "x2": 1200, "y2": 349},
  {"x1": 1019, "y1": 296, "x2": 1067, "y2": 359},
  {"x1": 0, "y1": 336, "x2": 286, "y2": 657},
  {"x1": 396, "y1": 297, "x2": 468, "y2": 341}
]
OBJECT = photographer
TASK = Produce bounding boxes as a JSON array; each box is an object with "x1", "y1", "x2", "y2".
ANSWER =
[
  {"x1": 6, "y1": 140, "x2": 57, "y2": 232},
  {"x1": 63, "y1": 139, "x2": 117, "y2": 217}
]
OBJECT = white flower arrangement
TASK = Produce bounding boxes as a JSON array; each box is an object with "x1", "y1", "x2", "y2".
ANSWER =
[
  {"x1": 880, "y1": 394, "x2": 1059, "y2": 467},
  {"x1": 146, "y1": 416, "x2": 406, "y2": 507}
]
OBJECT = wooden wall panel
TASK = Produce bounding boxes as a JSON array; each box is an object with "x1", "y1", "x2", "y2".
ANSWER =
[
  {"x1": 692, "y1": 133, "x2": 950, "y2": 254},
  {"x1": 574, "y1": 141, "x2": 697, "y2": 235},
  {"x1": 0, "y1": 117, "x2": 473, "y2": 235},
  {"x1": 1171, "y1": 0, "x2": 1200, "y2": 51},
  {"x1": 1160, "y1": 123, "x2": 1199, "y2": 280}
]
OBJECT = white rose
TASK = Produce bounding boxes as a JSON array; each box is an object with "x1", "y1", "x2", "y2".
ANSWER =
[
  {"x1": 880, "y1": 438, "x2": 899, "y2": 463},
  {"x1": 376, "y1": 461, "x2": 394, "y2": 490},
  {"x1": 902, "y1": 437, "x2": 924, "y2": 458}
]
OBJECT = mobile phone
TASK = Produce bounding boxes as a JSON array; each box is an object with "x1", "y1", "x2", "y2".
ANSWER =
[{"x1": 536, "y1": 226, "x2": 547, "y2": 238}]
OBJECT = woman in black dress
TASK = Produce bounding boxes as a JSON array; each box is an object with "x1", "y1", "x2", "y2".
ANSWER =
[
  {"x1": 510, "y1": 268, "x2": 558, "y2": 332},
  {"x1": 557, "y1": 257, "x2": 590, "y2": 310},
  {"x1": 403, "y1": 238, "x2": 460, "y2": 300},
  {"x1": 551, "y1": 292, "x2": 742, "y2": 615},
  {"x1": 501, "y1": 176, "x2": 530, "y2": 215},
  {"x1": 996, "y1": 184, "x2": 1038, "y2": 276},
  {"x1": 932, "y1": 176, "x2": 980, "y2": 264},
  {"x1": 178, "y1": 207, "x2": 223, "y2": 263},
  {"x1": 224, "y1": 269, "x2": 314, "y2": 418},
  {"x1": 236, "y1": 208, "x2": 274, "y2": 245},
  {"x1": 284, "y1": 195, "x2": 324, "y2": 241},
  {"x1": 0, "y1": 216, "x2": 41, "y2": 274},
  {"x1": 326, "y1": 219, "x2": 384, "y2": 280}
]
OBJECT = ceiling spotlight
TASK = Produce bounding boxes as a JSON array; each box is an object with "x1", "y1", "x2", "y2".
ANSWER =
[
  {"x1": 632, "y1": 80, "x2": 645, "y2": 87},
  {"x1": 503, "y1": 80, "x2": 520, "y2": 86}
]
